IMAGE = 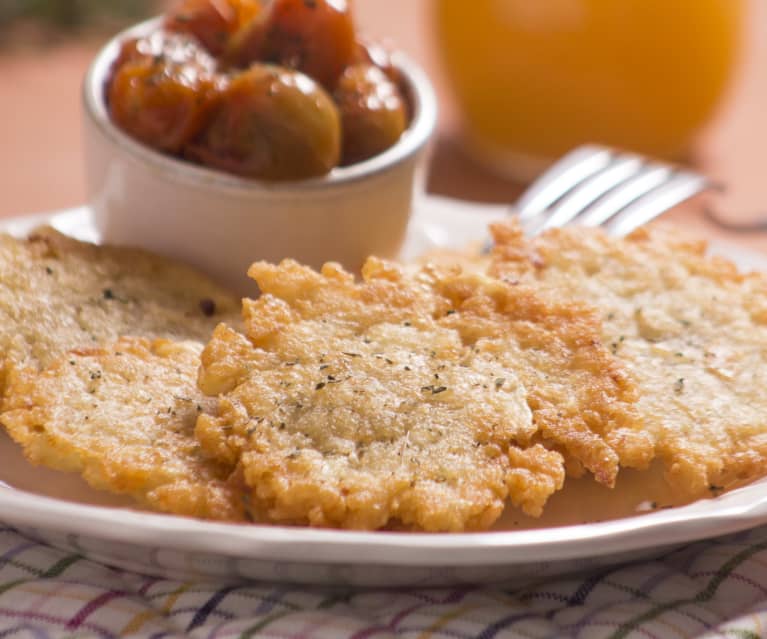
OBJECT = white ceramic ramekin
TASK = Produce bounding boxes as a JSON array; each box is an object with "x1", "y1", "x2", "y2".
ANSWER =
[{"x1": 82, "y1": 18, "x2": 437, "y2": 295}]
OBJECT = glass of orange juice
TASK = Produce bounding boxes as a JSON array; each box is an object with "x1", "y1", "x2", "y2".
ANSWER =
[{"x1": 434, "y1": 0, "x2": 746, "y2": 180}]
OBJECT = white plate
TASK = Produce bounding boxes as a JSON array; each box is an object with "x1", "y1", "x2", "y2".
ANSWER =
[{"x1": 2, "y1": 198, "x2": 767, "y2": 588}]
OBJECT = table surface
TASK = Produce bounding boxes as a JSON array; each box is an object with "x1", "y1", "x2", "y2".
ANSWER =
[{"x1": 1, "y1": 0, "x2": 766, "y2": 251}]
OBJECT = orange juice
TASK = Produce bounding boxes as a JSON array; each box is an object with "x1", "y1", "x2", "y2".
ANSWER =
[{"x1": 435, "y1": 0, "x2": 745, "y2": 178}]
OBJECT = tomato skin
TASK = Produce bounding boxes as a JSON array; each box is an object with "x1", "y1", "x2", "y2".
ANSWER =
[
  {"x1": 227, "y1": 0, "x2": 356, "y2": 90},
  {"x1": 353, "y1": 38, "x2": 404, "y2": 88},
  {"x1": 187, "y1": 65, "x2": 341, "y2": 180},
  {"x1": 108, "y1": 34, "x2": 221, "y2": 153},
  {"x1": 334, "y1": 63, "x2": 407, "y2": 165},
  {"x1": 165, "y1": 0, "x2": 261, "y2": 56},
  {"x1": 112, "y1": 31, "x2": 220, "y2": 71}
]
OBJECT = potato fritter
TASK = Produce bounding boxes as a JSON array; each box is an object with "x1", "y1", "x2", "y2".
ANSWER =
[
  {"x1": 0, "y1": 337, "x2": 244, "y2": 521},
  {"x1": 490, "y1": 221, "x2": 767, "y2": 499},
  {"x1": 196, "y1": 257, "x2": 643, "y2": 530},
  {"x1": 0, "y1": 226, "x2": 240, "y2": 388}
]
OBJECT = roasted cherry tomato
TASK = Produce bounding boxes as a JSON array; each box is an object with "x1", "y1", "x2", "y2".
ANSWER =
[
  {"x1": 112, "y1": 30, "x2": 220, "y2": 70},
  {"x1": 108, "y1": 33, "x2": 221, "y2": 153},
  {"x1": 334, "y1": 63, "x2": 408, "y2": 165},
  {"x1": 187, "y1": 65, "x2": 341, "y2": 180},
  {"x1": 165, "y1": 0, "x2": 261, "y2": 56},
  {"x1": 226, "y1": 0, "x2": 356, "y2": 90},
  {"x1": 353, "y1": 38, "x2": 405, "y2": 88}
]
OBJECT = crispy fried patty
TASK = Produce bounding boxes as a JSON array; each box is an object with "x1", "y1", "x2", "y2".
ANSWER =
[
  {"x1": 0, "y1": 227, "x2": 244, "y2": 518},
  {"x1": 195, "y1": 257, "x2": 643, "y2": 530},
  {"x1": 0, "y1": 226, "x2": 239, "y2": 387},
  {"x1": 491, "y1": 221, "x2": 767, "y2": 499},
  {"x1": 1, "y1": 337, "x2": 245, "y2": 520}
]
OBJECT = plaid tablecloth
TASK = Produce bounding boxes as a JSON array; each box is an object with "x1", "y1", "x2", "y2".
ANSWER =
[{"x1": 1, "y1": 524, "x2": 766, "y2": 639}]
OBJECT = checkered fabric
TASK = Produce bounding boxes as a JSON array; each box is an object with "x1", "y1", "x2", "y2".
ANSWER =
[{"x1": 1, "y1": 524, "x2": 766, "y2": 638}]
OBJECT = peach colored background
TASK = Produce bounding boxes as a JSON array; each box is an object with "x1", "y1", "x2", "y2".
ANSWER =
[{"x1": 1, "y1": 0, "x2": 766, "y2": 249}]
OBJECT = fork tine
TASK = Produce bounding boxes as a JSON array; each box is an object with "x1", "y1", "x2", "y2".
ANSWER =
[
  {"x1": 516, "y1": 145, "x2": 613, "y2": 221},
  {"x1": 531, "y1": 154, "x2": 644, "y2": 234},
  {"x1": 500, "y1": 144, "x2": 713, "y2": 246},
  {"x1": 577, "y1": 165, "x2": 672, "y2": 227},
  {"x1": 605, "y1": 171, "x2": 710, "y2": 236}
]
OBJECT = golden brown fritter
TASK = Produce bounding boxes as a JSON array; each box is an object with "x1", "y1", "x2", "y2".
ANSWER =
[
  {"x1": 196, "y1": 257, "x2": 643, "y2": 530},
  {"x1": 490, "y1": 221, "x2": 767, "y2": 499},
  {"x1": 0, "y1": 226, "x2": 240, "y2": 389},
  {"x1": 1, "y1": 337, "x2": 244, "y2": 521}
]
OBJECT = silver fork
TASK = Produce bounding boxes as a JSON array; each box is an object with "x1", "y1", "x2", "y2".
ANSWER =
[{"x1": 515, "y1": 144, "x2": 715, "y2": 237}]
